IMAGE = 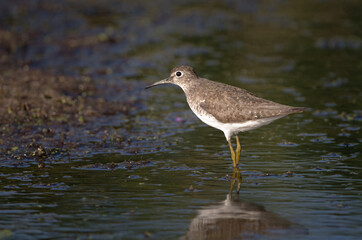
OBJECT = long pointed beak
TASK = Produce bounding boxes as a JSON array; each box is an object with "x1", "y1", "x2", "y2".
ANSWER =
[{"x1": 145, "y1": 78, "x2": 169, "y2": 89}]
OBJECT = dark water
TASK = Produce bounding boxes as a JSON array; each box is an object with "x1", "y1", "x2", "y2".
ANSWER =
[{"x1": 1, "y1": 0, "x2": 361, "y2": 239}]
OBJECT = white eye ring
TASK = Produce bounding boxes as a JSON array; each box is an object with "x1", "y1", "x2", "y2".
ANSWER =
[{"x1": 176, "y1": 71, "x2": 183, "y2": 77}]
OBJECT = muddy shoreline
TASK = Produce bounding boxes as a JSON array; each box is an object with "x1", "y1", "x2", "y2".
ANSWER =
[
  {"x1": 0, "y1": 29, "x2": 138, "y2": 166},
  {"x1": 0, "y1": 0, "x2": 151, "y2": 166},
  {"x1": 0, "y1": 65, "x2": 138, "y2": 164}
]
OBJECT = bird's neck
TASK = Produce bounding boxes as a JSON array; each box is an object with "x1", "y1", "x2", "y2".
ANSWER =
[{"x1": 179, "y1": 79, "x2": 203, "y2": 95}]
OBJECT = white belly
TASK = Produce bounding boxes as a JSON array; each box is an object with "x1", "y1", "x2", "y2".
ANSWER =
[{"x1": 190, "y1": 104, "x2": 282, "y2": 141}]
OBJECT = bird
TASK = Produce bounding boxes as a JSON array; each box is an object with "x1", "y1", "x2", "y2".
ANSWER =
[{"x1": 146, "y1": 66, "x2": 305, "y2": 168}]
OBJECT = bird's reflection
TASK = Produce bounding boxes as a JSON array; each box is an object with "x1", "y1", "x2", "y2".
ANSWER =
[
  {"x1": 184, "y1": 168, "x2": 307, "y2": 240},
  {"x1": 229, "y1": 167, "x2": 242, "y2": 195}
]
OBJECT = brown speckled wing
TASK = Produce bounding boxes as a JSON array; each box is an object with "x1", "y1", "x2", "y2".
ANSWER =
[{"x1": 193, "y1": 79, "x2": 303, "y2": 123}]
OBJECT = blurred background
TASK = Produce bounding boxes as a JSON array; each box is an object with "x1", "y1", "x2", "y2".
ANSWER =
[{"x1": 0, "y1": 0, "x2": 361, "y2": 239}]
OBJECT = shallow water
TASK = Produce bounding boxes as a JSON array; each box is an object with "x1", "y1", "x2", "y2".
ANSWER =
[{"x1": 1, "y1": 0, "x2": 361, "y2": 239}]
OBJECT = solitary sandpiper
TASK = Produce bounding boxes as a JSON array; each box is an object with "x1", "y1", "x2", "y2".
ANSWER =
[{"x1": 146, "y1": 66, "x2": 305, "y2": 168}]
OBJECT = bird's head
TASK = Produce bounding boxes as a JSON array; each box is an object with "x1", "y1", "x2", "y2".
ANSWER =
[{"x1": 145, "y1": 66, "x2": 198, "y2": 89}]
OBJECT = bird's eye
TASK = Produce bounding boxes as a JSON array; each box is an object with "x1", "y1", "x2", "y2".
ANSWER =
[{"x1": 176, "y1": 71, "x2": 182, "y2": 77}]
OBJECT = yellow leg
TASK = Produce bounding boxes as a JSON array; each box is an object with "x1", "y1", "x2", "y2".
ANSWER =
[
  {"x1": 228, "y1": 140, "x2": 237, "y2": 167},
  {"x1": 235, "y1": 136, "x2": 241, "y2": 166}
]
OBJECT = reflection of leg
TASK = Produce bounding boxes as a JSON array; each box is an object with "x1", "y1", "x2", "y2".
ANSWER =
[
  {"x1": 229, "y1": 167, "x2": 242, "y2": 195},
  {"x1": 229, "y1": 178, "x2": 235, "y2": 195},
  {"x1": 234, "y1": 167, "x2": 242, "y2": 194},
  {"x1": 228, "y1": 140, "x2": 236, "y2": 167},
  {"x1": 235, "y1": 136, "x2": 241, "y2": 167}
]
